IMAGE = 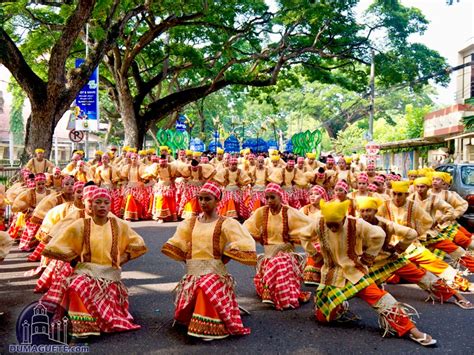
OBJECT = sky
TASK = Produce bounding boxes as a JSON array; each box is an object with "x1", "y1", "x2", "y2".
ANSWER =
[{"x1": 357, "y1": 0, "x2": 473, "y2": 105}]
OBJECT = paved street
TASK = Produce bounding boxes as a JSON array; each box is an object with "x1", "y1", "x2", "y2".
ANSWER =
[{"x1": 1, "y1": 221, "x2": 473, "y2": 354}]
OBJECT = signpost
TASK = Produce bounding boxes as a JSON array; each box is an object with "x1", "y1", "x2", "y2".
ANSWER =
[
  {"x1": 69, "y1": 129, "x2": 85, "y2": 143},
  {"x1": 73, "y1": 59, "x2": 99, "y2": 132}
]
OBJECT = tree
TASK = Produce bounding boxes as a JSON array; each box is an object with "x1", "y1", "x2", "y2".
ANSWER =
[
  {"x1": 100, "y1": 0, "x2": 451, "y2": 148},
  {"x1": 0, "y1": 0, "x2": 142, "y2": 159},
  {"x1": 1, "y1": 0, "x2": 451, "y2": 153}
]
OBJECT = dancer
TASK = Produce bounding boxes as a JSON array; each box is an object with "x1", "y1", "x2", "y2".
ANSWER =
[
  {"x1": 300, "y1": 199, "x2": 436, "y2": 346},
  {"x1": 41, "y1": 188, "x2": 148, "y2": 338},
  {"x1": 161, "y1": 181, "x2": 256, "y2": 340},
  {"x1": 244, "y1": 183, "x2": 313, "y2": 310}
]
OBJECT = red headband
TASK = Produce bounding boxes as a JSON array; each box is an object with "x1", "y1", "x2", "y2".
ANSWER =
[
  {"x1": 83, "y1": 186, "x2": 99, "y2": 200},
  {"x1": 61, "y1": 176, "x2": 75, "y2": 186},
  {"x1": 230, "y1": 157, "x2": 238, "y2": 164},
  {"x1": 297, "y1": 157, "x2": 304, "y2": 163},
  {"x1": 367, "y1": 163, "x2": 375, "y2": 169},
  {"x1": 265, "y1": 183, "x2": 284, "y2": 199},
  {"x1": 310, "y1": 185, "x2": 329, "y2": 201},
  {"x1": 326, "y1": 157, "x2": 335, "y2": 164},
  {"x1": 91, "y1": 187, "x2": 111, "y2": 201},
  {"x1": 35, "y1": 173, "x2": 46, "y2": 182},
  {"x1": 335, "y1": 180, "x2": 349, "y2": 193},
  {"x1": 199, "y1": 181, "x2": 222, "y2": 200},
  {"x1": 374, "y1": 175, "x2": 385, "y2": 184},
  {"x1": 357, "y1": 173, "x2": 369, "y2": 183},
  {"x1": 287, "y1": 160, "x2": 295, "y2": 166},
  {"x1": 368, "y1": 183, "x2": 378, "y2": 192},
  {"x1": 73, "y1": 181, "x2": 85, "y2": 192}
]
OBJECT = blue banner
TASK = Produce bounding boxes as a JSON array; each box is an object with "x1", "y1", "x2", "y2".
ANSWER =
[
  {"x1": 176, "y1": 114, "x2": 187, "y2": 132},
  {"x1": 74, "y1": 59, "x2": 98, "y2": 131},
  {"x1": 190, "y1": 138, "x2": 205, "y2": 152}
]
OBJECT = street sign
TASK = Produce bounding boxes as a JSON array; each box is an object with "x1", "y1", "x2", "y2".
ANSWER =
[
  {"x1": 74, "y1": 58, "x2": 99, "y2": 131},
  {"x1": 69, "y1": 129, "x2": 84, "y2": 143}
]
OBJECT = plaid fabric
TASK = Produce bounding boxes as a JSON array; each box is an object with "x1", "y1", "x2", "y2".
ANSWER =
[
  {"x1": 67, "y1": 274, "x2": 139, "y2": 332},
  {"x1": 254, "y1": 252, "x2": 304, "y2": 310},
  {"x1": 281, "y1": 189, "x2": 300, "y2": 209},
  {"x1": 293, "y1": 187, "x2": 309, "y2": 206},
  {"x1": 175, "y1": 273, "x2": 250, "y2": 335},
  {"x1": 28, "y1": 241, "x2": 45, "y2": 261},
  {"x1": 247, "y1": 190, "x2": 266, "y2": 212},
  {"x1": 367, "y1": 257, "x2": 410, "y2": 284},
  {"x1": 39, "y1": 260, "x2": 74, "y2": 302},
  {"x1": 178, "y1": 184, "x2": 201, "y2": 215},
  {"x1": 19, "y1": 220, "x2": 41, "y2": 251},
  {"x1": 42, "y1": 273, "x2": 140, "y2": 333},
  {"x1": 422, "y1": 224, "x2": 457, "y2": 246},
  {"x1": 315, "y1": 275, "x2": 374, "y2": 320},
  {"x1": 219, "y1": 190, "x2": 249, "y2": 219},
  {"x1": 111, "y1": 187, "x2": 123, "y2": 217},
  {"x1": 122, "y1": 185, "x2": 151, "y2": 220}
]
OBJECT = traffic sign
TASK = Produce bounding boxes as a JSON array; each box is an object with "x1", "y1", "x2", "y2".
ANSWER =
[{"x1": 69, "y1": 129, "x2": 84, "y2": 143}]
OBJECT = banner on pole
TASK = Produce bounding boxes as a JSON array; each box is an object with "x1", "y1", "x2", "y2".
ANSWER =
[
  {"x1": 176, "y1": 114, "x2": 187, "y2": 132},
  {"x1": 74, "y1": 59, "x2": 99, "y2": 131}
]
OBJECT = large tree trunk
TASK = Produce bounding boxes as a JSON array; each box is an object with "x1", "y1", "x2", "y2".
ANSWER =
[
  {"x1": 22, "y1": 103, "x2": 63, "y2": 163},
  {"x1": 117, "y1": 78, "x2": 141, "y2": 148}
]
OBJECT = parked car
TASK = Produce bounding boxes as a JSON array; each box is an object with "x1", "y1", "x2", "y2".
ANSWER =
[{"x1": 435, "y1": 163, "x2": 474, "y2": 231}]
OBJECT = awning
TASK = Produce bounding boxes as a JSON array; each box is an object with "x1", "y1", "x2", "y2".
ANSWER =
[
  {"x1": 379, "y1": 137, "x2": 445, "y2": 150},
  {"x1": 445, "y1": 131, "x2": 474, "y2": 141}
]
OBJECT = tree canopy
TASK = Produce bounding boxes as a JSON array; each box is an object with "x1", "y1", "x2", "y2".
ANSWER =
[{"x1": 0, "y1": 0, "x2": 451, "y2": 155}]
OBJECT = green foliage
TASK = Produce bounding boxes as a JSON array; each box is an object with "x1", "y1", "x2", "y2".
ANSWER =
[{"x1": 7, "y1": 81, "x2": 25, "y2": 144}]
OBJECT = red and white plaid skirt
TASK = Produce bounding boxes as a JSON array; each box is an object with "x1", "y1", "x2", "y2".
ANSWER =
[
  {"x1": 36, "y1": 259, "x2": 73, "y2": 294},
  {"x1": 254, "y1": 252, "x2": 305, "y2": 310},
  {"x1": 178, "y1": 184, "x2": 201, "y2": 215},
  {"x1": 219, "y1": 190, "x2": 249, "y2": 219},
  {"x1": 42, "y1": 273, "x2": 139, "y2": 333},
  {"x1": 19, "y1": 220, "x2": 41, "y2": 251},
  {"x1": 175, "y1": 273, "x2": 250, "y2": 336}
]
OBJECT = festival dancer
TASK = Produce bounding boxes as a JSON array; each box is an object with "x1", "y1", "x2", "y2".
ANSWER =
[
  {"x1": 332, "y1": 180, "x2": 356, "y2": 217},
  {"x1": 377, "y1": 181, "x2": 470, "y2": 291},
  {"x1": 300, "y1": 199, "x2": 436, "y2": 346},
  {"x1": 300, "y1": 185, "x2": 329, "y2": 286},
  {"x1": 430, "y1": 171, "x2": 473, "y2": 247},
  {"x1": 120, "y1": 153, "x2": 150, "y2": 221},
  {"x1": 268, "y1": 160, "x2": 301, "y2": 209},
  {"x1": 41, "y1": 188, "x2": 148, "y2": 338},
  {"x1": 305, "y1": 152, "x2": 323, "y2": 171},
  {"x1": 243, "y1": 183, "x2": 313, "y2": 310},
  {"x1": 25, "y1": 148, "x2": 54, "y2": 174},
  {"x1": 13, "y1": 173, "x2": 51, "y2": 246},
  {"x1": 161, "y1": 181, "x2": 256, "y2": 340},
  {"x1": 247, "y1": 156, "x2": 270, "y2": 212},
  {"x1": 46, "y1": 167, "x2": 64, "y2": 192},
  {"x1": 20, "y1": 176, "x2": 75, "y2": 255},
  {"x1": 148, "y1": 157, "x2": 178, "y2": 223},
  {"x1": 411, "y1": 177, "x2": 474, "y2": 272},
  {"x1": 213, "y1": 157, "x2": 251, "y2": 219},
  {"x1": 336, "y1": 157, "x2": 354, "y2": 188},
  {"x1": 28, "y1": 182, "x2": 86, "y2": 280},
  {"x1": 178, "y1": 160, "x2": 215, "y2": 219},
  {"x1": 348, "y1": 172, "x2": 373, "y2": 201},
  {"x1": 358, "y1": 196, "x2": 473, "y2": 310},
  {"x1": 95, "y1": 153, "x2": 121, "y2": 216}
]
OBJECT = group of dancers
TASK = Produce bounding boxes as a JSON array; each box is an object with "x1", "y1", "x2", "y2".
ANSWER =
[{"x1": 1, "y1": 146, "x2": 474, "y2": 347}]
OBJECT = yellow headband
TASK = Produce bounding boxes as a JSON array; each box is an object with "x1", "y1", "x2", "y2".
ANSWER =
[
  {"x1": 270, "y1": 155, "x2": 280, "y2": 162},
  {"x1": 408, "y1": 170, "x2": 418, "y2": 176},
  {"x1": 306, "y1": 152, "x2": 316, "y2": 159},
  {"x1": 391, "y1": 181, "x2": 411, "y2": 193},
  {"x1": 320, "y1": 200, "x2": 350, "y2": 222},
  {"x1": 185, "y1": 149, "x2": 192, "y2": 155},
  {"x1": 159, "y1": 146, "x2": 169, "y2": 152},
  {"x1": 193, "y1": 151, "x2": 202, "y2": 157},
  {"x1": 147, "y1": 148, "x2": 156, "y2": 154},
  {"x1": 138, "y1": 150, "x2": 147, "y2": 156},
  {"x1": 95, "y1": 150, "x2": 103, "y2": 156},
  {"x1": 431, "y1": 171, "x2": 451, "y2": 184},
  {"x1": 413, "y1": 177, "x2": 432, "y2": 187},
  {"x1": 217, "y1": 148, "x2": 224, "y2": 154},
  {"x1": 344, "y1": 157, "x2": 352, "y2": 164},
  {"x1": 35, "y1": 148, "x2": 45, "y2": 154},
  {"x1": 356, "y1": 196, "x2": 383, "y2": 211},
  {"x1": 129, "y1": 148, "x2": 137, "y2": 153}
]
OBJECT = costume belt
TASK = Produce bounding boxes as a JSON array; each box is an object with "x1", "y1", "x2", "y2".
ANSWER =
[
  {"x1": 263, "y1": 243, "x2": 294, "y2": 258},
  {"x1": 75, "y1": 262, "x2": 121, "y2": 282},
  {"x1": 186, "y1": 259, "x2": 227, "y2": 276}
]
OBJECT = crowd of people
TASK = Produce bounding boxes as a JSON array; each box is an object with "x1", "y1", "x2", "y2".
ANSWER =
[{"x1": 1, "y1": 145, "x2": 473, "y2": 347}]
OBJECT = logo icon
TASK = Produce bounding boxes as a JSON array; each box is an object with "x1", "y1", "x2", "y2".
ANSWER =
[{"x1": 16, "y1": 302, "x2": 69, "y2": 346}]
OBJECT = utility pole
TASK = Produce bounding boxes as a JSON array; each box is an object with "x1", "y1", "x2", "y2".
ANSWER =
[{"x1": 368, "y1": 49, "x2": 375, "y2": 141}]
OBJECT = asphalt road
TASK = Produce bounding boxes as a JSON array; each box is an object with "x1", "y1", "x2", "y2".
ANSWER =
[{"x1": 1, "y1": 221, "x2": 473, "y2": 355}]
